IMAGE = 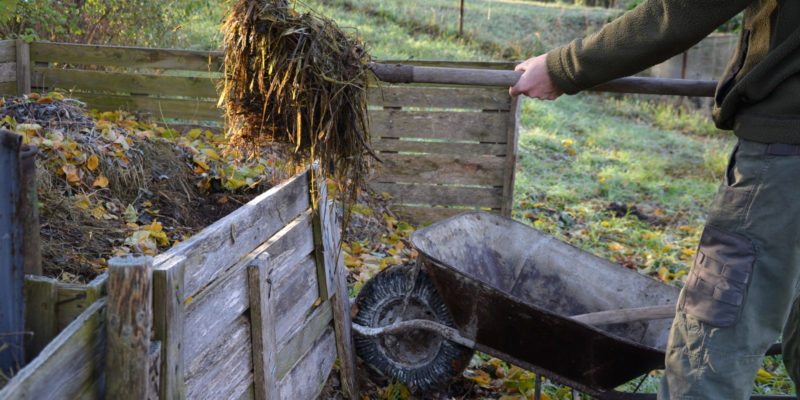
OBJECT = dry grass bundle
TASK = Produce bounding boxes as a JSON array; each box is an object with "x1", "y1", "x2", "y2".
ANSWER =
[{"x1": 220, "y1": 0, "x2": 373, "y2": 206}]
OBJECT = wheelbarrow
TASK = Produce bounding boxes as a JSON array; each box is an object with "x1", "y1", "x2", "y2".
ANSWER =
[{"x1": 351, "y1": 212, "x2": 790, "y2": 399}]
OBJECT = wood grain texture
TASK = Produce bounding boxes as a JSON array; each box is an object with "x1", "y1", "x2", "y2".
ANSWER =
[
  {"x1": 184, "y1": 314, "x2": 253, "y2": 400},
  {"x1": 369, "y1": 110, "x2": 508, "y2": 142},
  {"x1": 273, "y1": 256, "x2": 319, "y2": 344},
  {"x1": 152, "y1": 263, "x2": 186, "y2": 400},
  {"x1": 15, "y1": 40, "x2": 30, "y2": 95},
  {"x1": 0, "y1": 81, "x2": 17, "y2": 96},
  {"x1": 30, "y1": 42, "x2": 223, "y2": 72},
  {"x1": 59, "y1": 93, "x2": 222, "y2": 122},
  {"x1": 387, "y1": 205, "x2": 474, "y2": 226},
  {"x1": 371, "y1": 153, "x2": 505, "y2": 186},
  {"x1": 247, "y1": 260, "x2": 280, "y2": 400},
  {"x1": 55, "y1": 274, "x2": 106, "y2": 336},
  {"x1": 106, "y1": 256, "x2": 153, "y2": 400},
  {"x1": 369, "y1": 182, "x2": 504, "y2": 208},
  {"x1": 367, "y1": 86, "x2": 511, "y2": 110},
  {"x1": 277, "y1": 327, "x2": 336, "y2": 400},
  {"x1": 24, "y1": 275, "x2": 58, "y2": 359},
  {"x1": 0, "y1": 299, "x2": 107, "y2": 400},
  {"x1": 148, "y1": 341, "x2": 162, "y2": 400},
  {"x1": 0, "y1": 40, "x2": 15, "y2": 62},
  {"x1": 371, "y1": 138, "x2": 507, "y2": 156},
  {"x1": 501, "y1": 96, "x2": 521, "y2": 216},
  {"x1": 275, "y1": 301, "x2": 332, "y2": 380},
  {"x1": 32, "y1": 67, "x2": 219, "y2": 99},
  {"x1": 0, "y1": 62, "x2": 15, "y2": 82},
  {"x1": 154, "y1": 169, "x2": 310, "y2": 300}
]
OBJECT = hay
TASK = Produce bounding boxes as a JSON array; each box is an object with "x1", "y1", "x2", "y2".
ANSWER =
[{"x1": 220, "y1": 0, "x2": 373, "y2": 207}]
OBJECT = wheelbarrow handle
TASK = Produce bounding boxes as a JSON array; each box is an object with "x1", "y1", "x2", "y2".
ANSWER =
[
  {"x1": 571, "y1": 304, "x2": 676, "y2": 326},
  {"x1": 366, "y1": 62, "x2": 717, "y2": 97}
]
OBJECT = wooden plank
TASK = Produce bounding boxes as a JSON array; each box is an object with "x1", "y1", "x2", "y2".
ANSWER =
[
  {"x1": 276, "y1": 301, "x2": 332, "y2": 380},
  {"x1": 148, "y1": 341, "x2": 162, "y2": 400},
  {"x1": 379, "y1": 59, "x2": 517, "y2": 70},
  {"x1": 368, "y1": 110, "x2": 508, "y2": 142},
  {"x1": 369, "y1": 182, "x2": 504, "y2": 208},
  {"x1": 106, "y1": 256, "x2": 153, "y2": 400},
  {"x1": 0, "y1": 40, "x2": 15, "y2": 62},
  {"x1": 371, "y1": 153, "x2": 506, "y2": 186},
  {"x1": 501, "y1": 96, "x2": 521, "y2": 217},
  {"x1": 247, "y1": 260, "x2": 280, "y2": 400},
  {"x1": 24, "y1": 275, "x2": 58, "y2": 359},
  {"x1": 32, "y1": 67, "x2": 219, "y2": 99},
  {"x1": 184, "y1": 314, "x2": 253, "y2": 400},
  {"x1": 15, "y1": 40, "x2": 30, "y2": 95},
  {"x1": 273, "y1": 256, "x2": 320, "y2": 344},
  {"x1": 152, "y1": 263, "x2": 185, "y2": 400},
  {"x1": 237, "y1": 384, "x2": 255, "y2": 400},
  {"x1": 277, "y1": 327, "x2": 336, "y2": 400},
  {"x1": 311, "y1": 173, "x2": 330, "y2": 301},
  {"x1": 155, "y1": 169, "x2": 310, "y2": 299},
  {"x1": 367, "y1": 86, "x2": 511, "y2": 110},
  {"x1": 0, "y1": 299, "x2": 107, "y2": 400},
  {"x1": 389, "y1": 205, "x2": 477, "y2": 225},
  {"x1": 54, "y1": 273, "x2": 105, "y2": 332},
  {"x1": 0, "y1": 62, "x2": 15, "y2": 82},
  {"x1": 371, "y1": 138, "x2": 507, "y2": 156},
  {"x1": 182, "y1": 210, "x2": 314, "y2": 363},
  {"x1": 0, "y1": 81, "x2": 17, "y2": 96},
  {"x1": 30, "y1": 42, "x2": 223, "y2": 71},
  {"x1": 61, "y1": 93, "x2": 222, "y2": 122}
]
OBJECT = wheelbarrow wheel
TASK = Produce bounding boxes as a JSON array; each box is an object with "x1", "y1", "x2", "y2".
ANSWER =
[{"x1": 353, "y1": 263, "x2": 474, "y2": 390}]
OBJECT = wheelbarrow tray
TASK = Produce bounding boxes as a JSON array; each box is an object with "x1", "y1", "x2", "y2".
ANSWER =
[{"x1": 410, "y1": 212, "x2": 680, "y2": 396}]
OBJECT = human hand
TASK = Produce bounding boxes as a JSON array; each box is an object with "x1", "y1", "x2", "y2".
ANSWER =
[{"x1": 509, "y1": 53, "x2": 563, "y2": 100}]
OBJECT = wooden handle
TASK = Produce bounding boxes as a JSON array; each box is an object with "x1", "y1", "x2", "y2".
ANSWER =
[
  {"x1": 367, "y1": 62, "x2": 717, "y2": 97},
  {"x1": 571, "y1": 304, "x2": 676, "y2": 326}
]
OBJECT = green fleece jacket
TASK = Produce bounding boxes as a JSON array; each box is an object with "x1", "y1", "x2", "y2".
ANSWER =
[{"x1": 546, "y1": 0, "x2": 800, "y2": 144}]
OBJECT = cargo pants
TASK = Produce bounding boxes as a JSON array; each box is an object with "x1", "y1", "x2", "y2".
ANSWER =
[{"x1": 658, "y1": 139, "x2": 800, "y2": 399}]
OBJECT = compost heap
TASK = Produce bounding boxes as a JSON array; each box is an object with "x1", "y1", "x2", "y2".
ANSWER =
[
  {"x1": 0, "y1": 93, "x2": 280, "y2": 283},
  {"x1": 220, "y1": 0, "x2": 373, "y2": 209}
]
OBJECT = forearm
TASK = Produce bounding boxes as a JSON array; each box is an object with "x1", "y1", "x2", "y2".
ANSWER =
[{"x1": 546, "y1": 0, "x2": 753, "y2": 94}]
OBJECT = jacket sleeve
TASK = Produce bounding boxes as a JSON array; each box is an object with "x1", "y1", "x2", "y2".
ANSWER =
[{"x1": 545, "y1": 0, "x2": 753, "y2": 94}]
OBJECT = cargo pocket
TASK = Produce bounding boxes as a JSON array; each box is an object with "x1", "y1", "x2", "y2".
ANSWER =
[{"x1": 680, "y1": 225, "x2": 756, "y2": 327}]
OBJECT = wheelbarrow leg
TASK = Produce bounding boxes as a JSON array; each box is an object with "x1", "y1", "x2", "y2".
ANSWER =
[{"x1": 534, "y1": 375, "x2": 542, "y2": 400}]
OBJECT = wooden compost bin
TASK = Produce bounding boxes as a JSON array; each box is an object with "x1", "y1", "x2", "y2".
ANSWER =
[
  {"x1": 0, "y1": 41, "x2": 521, "y2": 225},
  {"x1": 0, "y1": 169, "x2": 356, "y2": 400}
]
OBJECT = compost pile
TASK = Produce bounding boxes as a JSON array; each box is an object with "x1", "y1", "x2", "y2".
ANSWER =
[
  {"x1": 0, "y1": 93, "x2": 279, "y2": 283},
  {"x1": 220, "y1": 0, "x2": 373, "y2": 209}
]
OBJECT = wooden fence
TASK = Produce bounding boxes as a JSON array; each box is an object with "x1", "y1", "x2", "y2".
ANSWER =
[
  {"x1": 0, "y1": 169, "x2": 357, "y2": 400},
  {"x1": 0, "y1": 40, "x2": 520, "y2": 225}
]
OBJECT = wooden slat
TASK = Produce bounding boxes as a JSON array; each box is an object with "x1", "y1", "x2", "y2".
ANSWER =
[
  {"x1": 311, "y1": 174, "x2": 331, "y2": 301},
  {"x1": 148, "y1": 341, "x2": 161, "y2": 400},
  {"x1": 184, "y1": 314, "x2": 253, "y2": 400},
  {"x1": 367, "y1": 86, "x2": 511, "y2": 110},
  {"x1": 0, "y1": 299, "x2": 106, "y2": 400},
  {"x1": 33, "y1": 67, "x2": 219, "y2": 99},
  {"x1": 24, "y1": 275, "x2": 58, "y2": 359},
  {"x1": 276, "y1": 301, "x2": 332, "y2": 379},
  {"x1": 56, "y1": 284, "x2": 90, "y2": 331},
  {"x1": 64, "y1": 93, "x2": 222, "y2": 122},
  {"x1": 371, "y1": 153, "x2": 506, "y2": 186},
  {"x1": 152, "y1": 263, "x2": 186, "y2": 400},
  {"x1": 369, "y1": 182, "x2": 504, "y2": 208},
  {"x1": 247, "y1": 260, "x2": 280, "y2": 400},
  {"x1": 16, "y1": 40, "x2": 30, "y2": 95},
  {"x1": 273, "y1": 256, "x2": 320, "y2": 344},
  {"x1": 379, "y1": 59, "x2": 517, "y2": 70},
  {"x1": 30, "y1": 42, "x2": 223, "y2": 71},
  {"x1": 0, "y1": 62, "x2": 15, "y2": 82},
  {"x1": 155, "y1": 169, "x2": 310, "y2": 299},
  {"x1": 389, "y1": 205, "x2": 476, "y2": 225},
  {"x1": 371, "y1": 138, "x2": 507, "y2": 156},
  {"x1": 181, "y1": 209, "x2": 313, "y2": 363},
  {"x1": 368, "y1": 110, "x2": 508, "y2": 142},
  {"x1": 277, "y1": 327, "x2": 336, "y2": 400},
  {"x1": 0, "y1": 81, "x2": 17, "y2": 96},
  {"x1": 0, "y1": 40, "x2": 15, "y2": 62},
  {"x1": 502, "y1": 96, "x2": 521, "y2": 216}
]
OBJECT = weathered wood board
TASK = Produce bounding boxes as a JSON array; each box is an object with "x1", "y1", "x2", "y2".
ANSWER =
[{"x1": 0, "y1": 40, "x2": 15, "y2": 62}]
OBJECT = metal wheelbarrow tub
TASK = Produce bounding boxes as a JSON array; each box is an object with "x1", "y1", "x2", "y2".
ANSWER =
[{"x1": 410, "y1": 212, "x2": 680, "y2": 395}]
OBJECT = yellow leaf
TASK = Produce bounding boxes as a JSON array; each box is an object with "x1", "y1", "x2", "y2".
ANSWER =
[
  {"x1": 466, "y1": 369, "x2": 492, "y2": 388},
  {"x1": 76, "y1": 197, "x2": 90, "y2": 209},
  {"x1": 147, "y1": 221, "x2": 163, "y2": 233},
  {"x1": 608, "y1": 242, "x2": 628, "y2": 253},
  {"x1": 205, "y1": 149, "x2": 220, "y2": 161},
  {"x1": 92, "y1": 175, "x2": 109, "y2": 188},
  {"x1": 313, "y1": 297, "x2": 322, "y2": 307},
  {"x1": 184, "y1": 296, "x2": 193, "y2": 305},
  {"x1": 62, "y1": 164, "x2": 81, "y2": 186},
  {"x1": 86, "y1": 154, "x2": 99, "y2": 171},
  {"x1": 90, "y1": 206, "x2": 106, "y2": 220}
]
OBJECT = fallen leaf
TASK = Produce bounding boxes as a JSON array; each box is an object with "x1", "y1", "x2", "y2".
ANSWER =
[
  {"x1": 86, "y1": 154, "x2": 99, "y2": 171},
  {"x1": 92, "y1": 175, "x2": 109, "y2": 188}
]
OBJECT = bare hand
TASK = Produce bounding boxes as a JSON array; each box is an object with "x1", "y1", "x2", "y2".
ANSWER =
[{"x1": 509, "y1": 54, "x2": 563, "y2": 100}]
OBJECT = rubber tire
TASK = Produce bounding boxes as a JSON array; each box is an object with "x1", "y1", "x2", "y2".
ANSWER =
[{"x1": 353, "y1": 264, "x2": 474, "y2": 390}]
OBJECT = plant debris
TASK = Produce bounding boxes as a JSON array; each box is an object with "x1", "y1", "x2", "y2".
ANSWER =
[{"x1": 220, "y1": 0, "x2": 373, "y2": 213}]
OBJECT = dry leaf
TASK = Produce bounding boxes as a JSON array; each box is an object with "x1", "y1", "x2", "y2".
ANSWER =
[
  {"x1": 92, "y1": 175, "x2": 109, "y2": 188},
  {"x1": 86, "y1": 154, "x2": 99, "y2": 171}
]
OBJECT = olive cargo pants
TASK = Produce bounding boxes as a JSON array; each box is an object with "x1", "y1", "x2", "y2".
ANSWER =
[{"x1": 659, "y1": 140, "x2": 800, "y2": 399}]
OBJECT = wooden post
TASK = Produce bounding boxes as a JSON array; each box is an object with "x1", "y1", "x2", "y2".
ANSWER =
[
  {"x1": 19, "y1": 145, "x2": 41, "y2": 276},
  {"x1": 23, "y1": 275, "x2": 58, "y2": 359},
  {"x1": 458, "y1": 0, "x2": 465, "y2": 37},
  {"x1": 248, "y1": 256, "x2": 280, "y2": 400},
  {"x1": 501, "y1": 95, "x2": 521, "y2": 217},
  {"x1": 106, "y1": 255, "x2": 153, "y2": 400},
  {"x1": 0, "y1": 130, "x2": 25, "y2": 375},
  {"x1": 15, "y1": 39, "x2": 30, "y2": 96},
  {"x1": 152, "y1": 263, "x2": 186, "y2": 400}
]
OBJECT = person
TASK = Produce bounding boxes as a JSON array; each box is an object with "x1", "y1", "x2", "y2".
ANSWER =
[{"x1": 509, "y1": 1, "x2": 800, "y2": 398}]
